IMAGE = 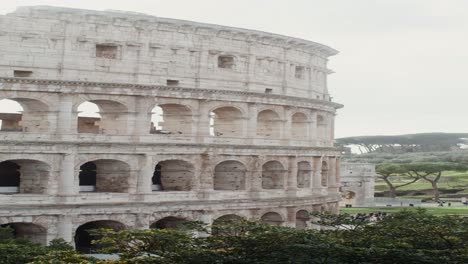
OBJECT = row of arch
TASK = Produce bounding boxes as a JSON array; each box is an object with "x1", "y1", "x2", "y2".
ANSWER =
[
  {"x1": 0, "y1": 98, "x2": 331, "y2": 139},
  {"x1": 0, "y1": 158, "x2": 332, "y2": 193},
  {"x1": 1, "y1": 210, "x2": 313, "y2": 252}
]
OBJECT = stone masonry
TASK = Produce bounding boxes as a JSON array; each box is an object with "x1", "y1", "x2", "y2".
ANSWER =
[{"x1": 0, "y1": 6, "x2": 343, "y2": 248}]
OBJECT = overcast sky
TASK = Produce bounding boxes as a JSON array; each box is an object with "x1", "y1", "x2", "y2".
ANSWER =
[{"x1": 1, "y1": 0, "x2": 467, "y2": 138}]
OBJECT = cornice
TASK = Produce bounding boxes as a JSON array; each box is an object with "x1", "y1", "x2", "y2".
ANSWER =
[{"x1": 0, "y1": 77, "x2": 344, "y2": 110}]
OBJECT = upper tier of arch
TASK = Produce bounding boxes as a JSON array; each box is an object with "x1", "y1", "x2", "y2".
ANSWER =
[{"x1": 0, "y1": 6, "x2": 339, "y2": 101}]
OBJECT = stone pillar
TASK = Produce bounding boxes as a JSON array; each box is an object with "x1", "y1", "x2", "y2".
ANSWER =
[
  {"x1": 328, "y1": 157, "x2": 337, "y2": 193},
  {"x1": 309, "y1": 111, "x2": 317, "y2": 144},
  {"x1": 312, "y1": 157, "x2": 322, "y2": 193},
  {"x1": 134, "y1": 214, "x2": 150, "y2": 230},
  {"x1": 247, "y1": 103, "x2": 258, "y2": 141},
  {"x1": 133, "y1": 98, "x2": 151, "y2": 136},
  {"x1": 198, "y1": 154, "x2": 214, "y2": 190},
  {"x1": 286, "y1": 207, "x2": 297, "y2": 228},
  {"x1": 282, "y1": 108, "x2": 291, "y2": 142},
  {"x1": 57, "y1": 215, "x2": 73, "y2": 243},
  {"x1": 59, "y1": 153, "x2": 77, "y2": 195},
  {"x1": 137, "y1": 155, "x2": 153, "y2": 194},
  {"x1": 287, "y1": 156, "x2": 297, "y2": 190},
  {"x1": 56, "y1": 94, "x2": 75, "y2": 135},
  {"x1": 249, "y1": 156, "x2": 262, "y2": 191},
  {"x1": 195, "y1": 102, "x2": 210, "y2": 143}
]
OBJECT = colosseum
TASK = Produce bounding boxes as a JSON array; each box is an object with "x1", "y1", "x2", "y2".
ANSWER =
[{"x1": 0, "y1": 6, "x2": 342, "y2": 251}]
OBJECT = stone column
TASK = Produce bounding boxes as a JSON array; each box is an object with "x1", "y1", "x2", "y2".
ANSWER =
[
  {"x1": 309, "y1": 111, "x2": 317, "y2": 144},
  {"x1": 287, "y1": 156, "x2": 297, "y2": 190},
  {"x1": 312, "y1": 157, "x2": 322, "y2": 194},
  {"x1": 56, "y1": 94, "x2": 75, "y2": 135},
  {"x1": 335, "y1": 158, "x2": 341, "y2": 186},
  {"x1": 132, "y1": 97, "x2": 151, "y2": 136},
  {"x1": 195, "y1": 102, "x2": 210, "y2": 143},
  {"x1": 57, "y1": 215, "x2": 73, "y2": 243},
  {"x1": 137, "y1": 155, "x2": 153, "y2": 194},
  {"x1": 282, "y1": 108, "x2": 291, "y2": 142},
  {"x1": 59, "y1": 153, "x2": 77, "y2": 195},
  {"x1": 328, "y1": 157, "x2": 337, "y2": 193},
  {"x1": 286, "y1": 207, "x2": 297, "y2": 228},
  {"x1": 246, "y1": 103, "x2": 258, "y2": 141},
  {"x1": 249, "y1": 156, "x2": 262, "y2": 191},
  {"x1": 198, "y1": 154, "x2": 214, "y2": 190}
]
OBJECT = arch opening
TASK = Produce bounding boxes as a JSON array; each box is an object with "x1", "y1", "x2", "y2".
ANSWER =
[
  {"x1": 321, "y1": 161, "x2": 328, "y2": 187},
  {"x1": 79, "y1": 159, "x2": 130, "y2": 193},
  {"x1": 74, "y1": 220, "x2": 125, "y2": 253},
  {"x1": 260, "y1": 212, "x2": 283, "y2": 226},
  {"x1": 295, "y1": 210, "x2": 310, "y2": 229},
  {"x1": 150, "y1": 104, "x2": 192, "y2": 135},
  {"x1": 1, "y1": 223, "x2": 47, "y2": 245},
  {"x1": 0, "y1": 159, "x2": 50, "y2": 194},
  {"x1": 262, "y1": 161, "x2": 285, "y2": 189},
  {"x1": 77, "y1": 100, "x2": 127, "y2": 134},
  {"x1": 152, "y1": 160, "x2": 194, "y2": 191},
  {"x1": 256, "y1": 110, "x2": 281, "y2": 138},
  {"x1": 150, "y1": 217, "x2": 188, "y2": 230},
  {"x1": 213, "y1": 160, "x2": 246, "y2": 191},
  {"x1": 212, "y1": 214, "x2": 243, "y2": 235},
  {"x1": 0, "y1": 98, "x2": 49, "y2": 132},
  {"x1": 291, "y1": 112, "x2": 308, "y2": 139},
  {"x1": 209, "y1": 107, "x2": 243, "y2": 137},
  {"x1": 297, "y1": 161, "x2": 312, "y2": 188}
]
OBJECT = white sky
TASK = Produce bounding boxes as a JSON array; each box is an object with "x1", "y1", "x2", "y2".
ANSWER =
[{"x1": 1, "y1": 0, "x2": 467, "y2": 138}]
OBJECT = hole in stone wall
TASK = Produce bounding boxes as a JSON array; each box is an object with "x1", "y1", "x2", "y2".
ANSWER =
[
  {"x1": 291, "y1": 112, "x2": 308, "y2": 139},
  {"x1": 13, "y1": 70, "x2": 33, "y2": 77},
  {"x1": 295, "y1": 210, "x2": 310, "y2": 229},
  {"x1": 0, "y1": 159, "x2": 50, "y2": 194},
  {"x1": 75, "y1": 220, "x2": 125, "y2": 253},
  {"x1": 218, "y1": 55, "x2": 235, "y2": 69},
  {"x1": 0, "y1": 98, "x2": 48, "y2": 133},
  {"x1": 150, "y1": 217, "x2": 188, "y2": 230},
  {"x1": 166, "y1": 80, "x2": 179, "y2": 86},
  {"x1": 257, "y1": 110, "x2": 281, "y2": 138},
  {"x1": 96, "y1": 44, "x2": 118, "y2": 59},
  {"x1": 265, "y1": 88, "x2": 272, "y2": 94},
  {"x1": 295, "y1": 66, "x2": 304, "y2": 79},
  {"x1": 1, "y1": 223, "x2": 47, "y2": 245},
  {"x1": 0, "y1": 99, "x2": 23, "y2": 132}
]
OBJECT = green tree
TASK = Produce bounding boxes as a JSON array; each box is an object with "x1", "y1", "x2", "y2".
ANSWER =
[
  {"x1": 376, "y1": 163, "x2": 420, "y2": 198},
  {"x1": 400, "y1": 162, "x2": 468, "y2": 200}
]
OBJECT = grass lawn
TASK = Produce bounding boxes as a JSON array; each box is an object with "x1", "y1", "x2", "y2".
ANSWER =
[{"x1": 340, "y1": 206, "x2": 468, "y2": 216}]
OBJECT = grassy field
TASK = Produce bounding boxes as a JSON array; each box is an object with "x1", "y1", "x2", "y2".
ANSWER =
[
  {"x1": 340, "y1": 207, "x2": 468, "y2": 216},
  {"x1": 374, "y1": 170, "x2": 468, "y2": 199}
]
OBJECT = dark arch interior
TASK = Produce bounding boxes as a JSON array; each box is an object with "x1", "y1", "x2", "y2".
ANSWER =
[
  {"x1": 74, "y1": 221, "x2": 125, "y2": 253},
  {"x1": 0, "y1": 161, "x2": 20, "y2": 188},
  {"x1": 1, "y1": 223, "x2": 47, "y2": 245},
  {"x1": 150, "y1": 217, "x2": 187, "y2": 230},
  {"x1": 79, "y1": 162, "x2": 97, "y2": 186}
]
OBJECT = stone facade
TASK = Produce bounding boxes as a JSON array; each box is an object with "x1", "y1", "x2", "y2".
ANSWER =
[
  {"x1": 0, "y1": 6, "x2": 342, "y2": 248},
  {"x1": 340, "y1": 163, "x2": 376, "y2": 207}
]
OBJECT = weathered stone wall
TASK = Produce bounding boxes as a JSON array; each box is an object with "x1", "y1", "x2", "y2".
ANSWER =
[{"x1": 0, "y1": 6, "x2": 343, "y2": 246}]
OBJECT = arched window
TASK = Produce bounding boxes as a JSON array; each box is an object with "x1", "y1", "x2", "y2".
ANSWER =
[
  {"x1": 77, "y1": 100, "x2": 127, "y2": 134},
  {"x1": 150, "y1": 217, "x2": 188, "y2": 230},
  {"x1": 262, "y1": 161, "x2": 285, "y2": 189},
  {"x1": 297, "y1": 161, "x2": 311, "y2": 188},
  {"x1": 1, "y1": 223, "x2": 47, "y2": 245},
  {"x1": 214, "y1": 160, "x2": 246, "y2": 190},
  {"x1": 78, "y1": 162, "x2": 97, "y2": 192},
  {"x1": 0, "y1": 159, "x2": 50, "y2": 194},
  {"x1": 150, "y1": 104, "x2": 192, "y2": 135},
  {"x1": 152, "y1": 160, "x2": 194, "y2": 191},
  {"x1": 257, "y1": 110, "x2": 281, "y2": 138},
  {"x1": 261, "y1": 212, "x2": 283, "y2": 226},
  {"x1": 75, "y1": 220, "x2": 125, "y2": 253},
  {"x1": 291, "y1": 112, "x2": 308, "y2": 139},
  {"x1": 209, "y1": 107, "x2": 243, "y2": 137},
  {"x1": 317, "y1": 114, "x2": 327, "y2": 139},
  {"x1": 0, "y1": 98, "x2": 49, "y2": 132},
  {"x1": 79, "y1": 159, "x2": 131, "y2": 193},
  {"x1": 296, "y1": 210, "x2": 310, "y2": 229},
  {"x1": 212, "y1": 214, "x2": 243, "y2": 235}
]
